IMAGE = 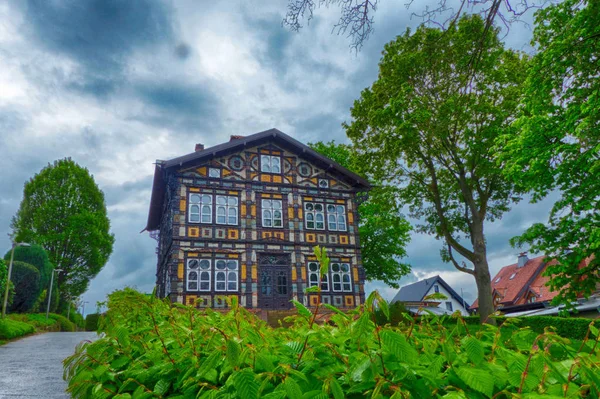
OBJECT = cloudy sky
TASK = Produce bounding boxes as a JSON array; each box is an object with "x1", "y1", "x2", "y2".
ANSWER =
[{"x1": 0, "y1": 0, "x2": 553, "y2": 314}]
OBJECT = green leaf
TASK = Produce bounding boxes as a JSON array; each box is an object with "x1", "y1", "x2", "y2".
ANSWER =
[
  {"x1": 226, "y1": 339, "x2": 241, "y2": 368},
  {"x1": 292, "y1": 300, "x2": 312, "y2": 319},
  {"x1": 456, "y1": 367, "x2": 494, "y2": 398},
  {"x1": 153, "y1": 379, "x2": 169, "y2": 396},
  {"x1": 284, "y1": 377, "x2": 303, "y2": 399},
  {"x1": 329, "y1": 378, "x2": 344, "y2": 399},
  {"x1": 461, "y1": 336, "x2": 485, "y2": 365},
  {"x1": 233, "y1": 369, "x2": 259, "y2": 399},
  {"x1": 380, "y1": 330, "x2": 418, "y2": 363}
]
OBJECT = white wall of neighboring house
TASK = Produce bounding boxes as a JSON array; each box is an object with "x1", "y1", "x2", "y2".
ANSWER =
[{"x1": 424, "y1": 282, "x2": 470, "y2": 316}]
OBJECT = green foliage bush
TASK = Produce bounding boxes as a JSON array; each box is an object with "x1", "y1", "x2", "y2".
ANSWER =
[
  {"x1": 519, "y1": 316, "x2": 592, "y2": 341},
  {"x1": 9, "y1": 261, "x2": 41, "y2": 312},
  {"x1": 374, "y1": 300, "x2": 408, "y2": 326},
  {"x1": 64, "y1": 288, "x2": 600, "y2": 398},
  {"x1": 0, "y1": 258, "x2": 15, "y2": 308},
  {"x1": 0, "y1": 318, "x2": 35, "y2": 339},
  {"x1": 48, "y1": 313, "x2": 76, "y2": 332},
  {"x1": 4, "y1": 244, "x2": 53, "y2": 291},
  {"x1": 85, "y1": 313, "x2": 100, "y2": 331}
]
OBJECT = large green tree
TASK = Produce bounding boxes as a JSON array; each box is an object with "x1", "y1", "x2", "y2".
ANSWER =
[
  {"x1": 11, "y1": 158, "x2": 114, "y2": 307},
  {"x1": 499, "y1": 0, "x2": 600, "y2": 306},
  {"x1": 345, "y1": 16, "x2": 528, "y2": 322},
  {"x1": 310, "y1": 141, "x2": 411, "y2": 287}
]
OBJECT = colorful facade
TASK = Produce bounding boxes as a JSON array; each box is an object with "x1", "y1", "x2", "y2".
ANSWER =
[{"x1": 145, "y1": 129, "x2": 370, "y2": 311}]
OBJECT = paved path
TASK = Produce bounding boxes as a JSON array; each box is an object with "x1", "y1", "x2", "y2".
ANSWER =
[{"x1": 0, "y1": 332, "x2": 98, "y2": 398}]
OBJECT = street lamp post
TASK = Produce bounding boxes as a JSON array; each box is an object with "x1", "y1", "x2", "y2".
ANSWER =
[
  {"x1": 2, "y1": 241, "x2": 30, "y2": 318},
  {"x1": 46, "y1": 268, "x2": 63, "y2": 320},
  {"x1": 81, "y1": 301, "x2": 89, "y2": 319}
]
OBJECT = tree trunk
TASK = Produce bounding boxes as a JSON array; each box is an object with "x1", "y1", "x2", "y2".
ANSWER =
[{"x1": 474, "y1": 260, "x2": 495, "y2": 325}]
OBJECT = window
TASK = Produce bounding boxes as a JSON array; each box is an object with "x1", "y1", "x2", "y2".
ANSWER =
[
  {"x1": 509, "y1": 273, "x2": 517, "y2": 280},
  {"x1": 304, "y1": 202, "x2": 325, "y2": 230},
  {"x1": 187, "y1": 259, "x2": 211, "y2": 292},
  {"x1": 215, "y1": 260, "x2": 238, "y2": 292},
  {"x1": 445, "y1": 302, "x2": 453, "y2": 311},
  {"x1": 209, "y1": 168, "x2": 220, "y2": 178},
  {"x1": 261, "y1": 155, "x2": 281, "y2": 173},
  {"x1": 495, "y1": 277, "x2": 502, "y2": 283},
  {"x1": 318, "y1": 179, "x2": 329, "y2": 188},
  {"x1": 434, "y1": 285, "x2": 440, "y2": 293},
  {"x1": 528, "y1": 295, "x2": 536, "y2": 303},
  {"x1": 189, "y1": 194, "x2": 212, "y2": 223},
  {"x1": 262, "y1": 199, "x2": 283, "y2": 228},
  {"x1": 216, "y1": 195, "x2": 238, "y2": 225},
  {"x1": 327, "y1": 205, "x2": 347, "y2": 231},
  {"x1": 331, "y1": 263, "x2": 352, "y2": 292},
  {"x1": 307, "y1": 261, "x2": 328, "y2": 291}
]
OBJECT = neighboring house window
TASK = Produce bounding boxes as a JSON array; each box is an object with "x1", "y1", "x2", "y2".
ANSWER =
[
  {"x1": 304, "y1": 202, "x2": 325, "y2": 230},
  {"x1": 262, "y1": 199, "x2": 283, "y2": 228},
  {"x1": 434, "y1": 285, "x2": 439, "y2": 293},
  {"x1": 327, "y1": 204, "x2": 347, "y2": 231},
  {"x1": 198, "y1": 259, "x2": 211, "y2": 291},
  {"x1": 261, "y1": 155, "x2": 281, "y2": 173},
  {"x1": 331, "y1": 262, "x2": 352, "y2": 292},
  {"x1": 509, "y1": 273, "x2": 517, "y2": 280},
  {"x1": 307, "y1": 261, "x2": 328, "y2": 291},
  {"x1": 495, "y1": 277, "x2": 501, "y2": 283},
  {"x1": 189, "y1": 194, "x2": 212, "y2": 223},
  {"x1": 216, "y1": 195, "x2": 238, "y2": 225},
  {"x1": 215, "y1": 260, "x2": 238, "y2": 292},
  {"x1": 445, "y1": 302, "x2": 453, "y2": 311},
  {"x1": 528, "y1": 295, "x2": 536, "y2": 303},
  {"x1": 209, "y1": 168, "x2": 221, "y2": 178}
]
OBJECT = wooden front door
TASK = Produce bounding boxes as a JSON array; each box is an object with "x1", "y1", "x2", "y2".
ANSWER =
[{"x1": 258, "y1": 254, "x2": 292, "y2": 310}]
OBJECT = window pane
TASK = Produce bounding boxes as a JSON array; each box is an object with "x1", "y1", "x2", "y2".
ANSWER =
[
  {"x1": 274, "y1": 219, "x2": 282, "y2": 227},
  {"x1": 201, "y1": 195, "x2": 212, "y2": 204},
  {"x1": 200, "y1": 271, "x2": 210, "y2": 280},
  {"x1": 227, "y1": 261, "x2": 237, "y2": 270},
  {"x1": 333, "y1": 283, "x2": 341, "y2": 291},
  {"x1": 315, "y1": 204, "x2": 323, "y2": 211},
  {"x1": 309, "y1": 263, "x2": 318, "y2": 271},
  {"x1": 309, "y1": 274, "x2": 318, "y2": 282},
  {"x1": 273, "y1": 200, "x2": 282, "y2": 209},
  {"x1": 228, "y1": 216, "x2": 236, "y2": 224},
  {"x1": 216, "y1": 261, "x2": 226, "y2": 270},
  {"x1": 272, "y1": 156, "x2": 280, "y2": 167},
  {"x1": 343, "y1": 284, "x2": 351, "y2": 291},
  {"x1": 332, "y1": 263, "x2": 340, "y2": 272},
  {"x1": 188, "y1": 271, "x2": 198, "y2": 280},
  {"x1": 200, "y1": 282, "x2": 210, "y2": 290},
  {"x1": 316, "y1": 222, "x2": 324, "y2": 229},
  {"x1": 228, "y1": 272, "x2": 237, "y2": 281},
  {"x1": 307, "y1": 221, "x2": 314, "y2": 229},
  {"x1": 342, "y1": 274, "x2": 350, "y2": 282},
  {"x1": 201, "y1": 214, "x2": 211, "y2": 223},
  {"x1": 263, "y1": 199, "x2": 271, "y2": 208},
  {"x1": 272, "y1": 164, "x2": 280, "y2": 173},
  {"x1": 216, "y1": 282, "x2": 225, "y2": 291},
  {"x1": 228, "y1": 197, "x2": 237, "y2": 206},
  {"x1": 333, "y1": 274, "x2": 341, "y2": 282},
  {"x1": 228, "y1": 281, "x2": 237, "y2": 290},
  {"x1": 341, "y1": 264, "x2": 349, "y2": 272},
  {"x1": 200, "y1": 260, "x2": 210, "y2": 270},
  {"x1": 190, "y1": 214, "x2": 200, "y2": 222},
  {"x1": 305, "y1": 203, "x2": 313, "y2": 211},
  {"x1": 188, "y1": 282, "x2": 198, "y2": 290},
  {"x1": 216, "y1": 271, "x2": 225, "y2": 281},
  {"x1": 327, "y1": 205, "x2": 335, "y2": 212},
  {"x1": 217, "y1": 196, "x2": 226, "y2": 205},
  {"x1": 188, "y1": 259, "x2": 199, "y2": 269},
  {"x1": 316, "y1": 214, "x2": 324, "y2": 222},
  {"x1": 190, "y1": 194, "x2": 201, "y2": 203},
  {"x1": 307, "y1": 213, "x2": 314, "y2": 221},
  {"x1": 217, "y1": 215, "x2": 226, "y2": 224}
]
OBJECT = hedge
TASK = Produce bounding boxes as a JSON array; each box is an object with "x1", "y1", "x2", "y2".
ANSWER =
[
  {"x1": 4, "y1": 244, "x2": 53, "y2": 291},
  {"x1": 9, "y1": 261, "x2": 41, "y2": 312},
  {"x1": 48, "y1": 313, "x2": 76, "y2": 332},
  {"x1": 0, "y1": 318, "x2": 35, "y2": 340},
  {"x1": 85, "y1": 313, "x2": 101, "y2": 331}
]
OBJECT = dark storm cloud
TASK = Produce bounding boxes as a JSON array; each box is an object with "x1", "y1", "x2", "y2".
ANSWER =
[
  {"x1": 130, "y1": 82, "x2": 223, "y2": 133},
  {"x1": 17, "y1": 0, "x2": 175, "y2": 98}
]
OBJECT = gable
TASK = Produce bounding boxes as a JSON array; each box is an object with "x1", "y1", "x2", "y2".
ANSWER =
[{"x1": 177, "y1": 142, "x2": 353, "y2": 190}]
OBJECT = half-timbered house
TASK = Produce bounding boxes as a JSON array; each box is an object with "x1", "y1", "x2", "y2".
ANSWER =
[{"x1": 144, "y1": 128, "x2": 370, "y2": 312}]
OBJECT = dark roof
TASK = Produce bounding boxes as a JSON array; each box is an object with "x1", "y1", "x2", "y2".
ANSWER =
[
  {"x1": 144, "y1": 128, "x2": 371, "y2": 231},
  {"x1": 391, "y1": 275, "x2": 468, "y2": 308}
]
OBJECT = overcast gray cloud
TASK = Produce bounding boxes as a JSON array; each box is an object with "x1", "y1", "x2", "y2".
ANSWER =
[{"x1": 0, "y1": 0, "x2": 549, "y2": 313}]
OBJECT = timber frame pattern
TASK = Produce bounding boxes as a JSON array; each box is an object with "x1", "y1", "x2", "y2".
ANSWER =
[{"x1": 145, "y1": 129, "x2": 371, "y2": 311}]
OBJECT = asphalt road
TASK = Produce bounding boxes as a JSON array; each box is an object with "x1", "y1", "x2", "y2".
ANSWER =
[{"x1": 0, "y1": 332, "x2": 98, "y2": 398}]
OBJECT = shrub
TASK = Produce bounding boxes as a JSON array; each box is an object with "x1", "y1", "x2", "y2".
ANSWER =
[
  {"x1": 519, "y1": 316, "x2": 591, "y2": 340},
  {"x1": 85, "y1": 313, "x2": 100, "y2": 331},
  {"x1": 9, "y1": 261, "x2": 41, "y2": 312},
  {"x1": 48, "y1": 313, "x2": 76, "y2": 332},
  {"x1": 374, "y1": 300, "x2": 408, "y2": 326},
  {"x1": 0, "y1": 318, "x2": 35, "y2": 339},
  {"x1": 0, "y1": 259, "x2": 15, "y2": 308},
  {"x1": 64, "y1": 289, "x2": 600, "y2": 398},
  {"x1": 4, "y1": 244, "x2": 53, "y2": 291}
]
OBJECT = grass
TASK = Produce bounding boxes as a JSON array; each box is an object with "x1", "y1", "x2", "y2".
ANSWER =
[{"x1": 0, "y1": 313, "x2": 77, "y2": 344}]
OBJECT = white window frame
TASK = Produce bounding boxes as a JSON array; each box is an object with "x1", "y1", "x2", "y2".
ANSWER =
[
  {"x1": 445, "y1": 301, "x2": 453, "y2": 311},
  {"x1": 261, "y1": 155, "x2": 281, "y2": 173},
  {"x1": 215, "y1": 195, "x2": 238, "y2": 225},
  {"x1": 434, "y1": 285, "x2": 440, "y2": 293},
  {"x1": 214, "y1": 259, "x2": 239, "y2": 292},
  {"x1": 187, "y1": 259, "x2": 212, "y2": 292},
  {"x1": 189, "y1": 193, "x2": 212, "y2": 224},
  {"x1": 262, "y1": 199, "x2": 283, "y2": 228},
  {"x1": 307, "y1": 261, "x2": 328, "y2": 291},
  {"x1": 304, "y1": 202, "x2": 325, "y2": 230},
  {"x1": 326, "y1": 204, "x2": 347, "y2": 231},
  {"x1": 331, "y1": 262, "x2": 352, "y2": 292}
]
